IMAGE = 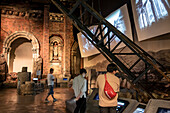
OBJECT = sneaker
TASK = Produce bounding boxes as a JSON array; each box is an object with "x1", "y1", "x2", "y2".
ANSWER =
[
  {"x1": 53, "y1": 98, "x2": 57, "y2": 102},
  {"x1": 45, "y1": 99, "x2": 49, "y2": 103}
]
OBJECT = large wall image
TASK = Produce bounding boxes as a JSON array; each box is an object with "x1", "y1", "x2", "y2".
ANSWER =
[
  {"x1": 78, "y1": 4, "x2": 133, "y2": 58},
  {"x1": 105, "y1": 4, "x2": 133, "y2": 40},
  {"x1": 131, "y1": 0, "x2": 170, "y2": 41},
  {"x1": 77, "y1": 25, "x2": 100, "y2": 57}
]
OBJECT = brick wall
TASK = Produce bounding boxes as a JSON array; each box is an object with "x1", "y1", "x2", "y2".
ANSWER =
[
  {"x1": 49, "y1": 14, "x2": 74, "y2": 75},
  {"x1": 65, "y1": 17, "x2": 74, "y2": 74},
  {"x1": 42, "y1": 5, "x2": 50, "y2": 74},
  {"x1": 0, "y1": 6, "x2": 74, "y2": 75},
  {"x1": 0, "y1": 6, "x2": 47, "y2": 75},
  {"x1": 0, "y1": 16, "x2": 43, "y2": 54}
]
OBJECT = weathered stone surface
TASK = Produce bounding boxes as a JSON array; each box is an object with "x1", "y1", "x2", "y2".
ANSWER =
[
  {"x1": 2, "y1": 72, "x2": 17, "y2": 88},
  {"x1": 24, "y1": 81, "x2": 35, "y2": 95},
  {"x1": 0, "y1": 54, "x2": 8, "y2": 82},
  {"x1": 17, "y1": 69, "x2": 31, "y2": 94},
  {"x1": 149, "y1": 49, "x2": 170, "y2": 68},
  {"x1": 20, "y1": 84, "x2": 26, "y2": 95},
  {"x1": 17, "y1": 72, "x2": 31, "y2": 84},
  {"x1": 0, "y1": 73, "x2": 6, "y2": 82},
  {"x1": 3, "y1": 80, "x2": 17, "y2": 88}
]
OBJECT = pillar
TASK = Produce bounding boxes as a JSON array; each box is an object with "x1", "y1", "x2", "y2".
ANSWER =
[{"x1": 43, "y1": 5, "x2": 50, "y2": 75}]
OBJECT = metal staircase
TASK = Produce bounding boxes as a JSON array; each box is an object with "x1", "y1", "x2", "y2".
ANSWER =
[{"x1": 51, "y1": 0, "x2": 170, "y2": 98}]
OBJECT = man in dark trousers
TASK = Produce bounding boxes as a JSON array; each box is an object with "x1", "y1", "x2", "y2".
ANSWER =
[
  {"x1": 73, "y1": 68, "x2": 87, "y2": 113},
  {"x1": 45, "y1": 68, "x2": 57, "y2": 102}
]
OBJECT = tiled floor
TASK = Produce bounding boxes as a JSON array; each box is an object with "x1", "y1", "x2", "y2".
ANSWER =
[{"x1": 0, "y1": 88, "x2": 74, "y2": 113}]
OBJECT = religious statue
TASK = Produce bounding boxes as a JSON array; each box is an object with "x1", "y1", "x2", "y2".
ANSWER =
[
  {"x1": 33, "y1": 55, "x2": 42, "y2": 78},
  {"x1": 53, "y1": 41, "x2": 58, "y2": 59},
  {"x1": 50, "y1": 40, "x2": 62, "y2": 63}
]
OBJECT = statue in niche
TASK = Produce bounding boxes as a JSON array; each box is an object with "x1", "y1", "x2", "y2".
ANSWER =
[
  {"x1": 51, "y1": 41, "x2": 61, "y2": 63},
  {"x1": 33, "y1": 55, "x2": 42, "y2": 78},
  {"x1": 53, "y1": 41, "x2": 59, "y2": 60}
]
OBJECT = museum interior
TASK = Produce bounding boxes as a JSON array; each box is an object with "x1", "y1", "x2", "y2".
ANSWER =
[{"x1": 0, "y1": 0, "x2": 170, "y2": 113}]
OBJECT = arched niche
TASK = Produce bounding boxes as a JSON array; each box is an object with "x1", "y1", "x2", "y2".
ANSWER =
[
  {"x1": 49, "y1": 35, "x2": 64, "y2": 62},
  {"x1": 3, "y1": 31, "x2": 40, "y2": 73},
  {"x1": 70, "y1": 41, "x2": 81, "y2": 76},
  {"x1": 49, "y1": 35, "x2": 64, "y2": 75}
]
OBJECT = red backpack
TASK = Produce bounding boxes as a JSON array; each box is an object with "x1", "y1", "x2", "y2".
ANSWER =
[{"x1": 104, "y1": 74, "x2": 117, "y2": 99}]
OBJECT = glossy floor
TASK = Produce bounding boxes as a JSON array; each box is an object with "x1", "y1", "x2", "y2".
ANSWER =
[{"x1": 0, "y1": 88, "x2": 74, "y2": 113}]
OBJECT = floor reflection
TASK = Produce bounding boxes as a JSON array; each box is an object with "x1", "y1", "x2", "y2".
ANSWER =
[{"x1": 0, "y1": 88, "x2": 74, "y2": 113}]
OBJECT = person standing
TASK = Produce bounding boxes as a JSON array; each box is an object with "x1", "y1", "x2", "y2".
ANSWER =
[
  {"x1": 45, "y1": 68, "x2": 57, "y2": 102},
  {"x1": 73, "y1": 68, "x2": 87, "y2": 113},
  {"x1": 96, "y1": 63, "x2": 120, "y2": 113}
]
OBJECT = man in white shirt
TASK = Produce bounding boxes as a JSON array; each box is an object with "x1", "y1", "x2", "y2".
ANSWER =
[
  {"x1": 73, "y1": 68, "x2": 87, "y2": 113},
  {"x1": 45, "y1": 68, "x2": 57, "y2": 102}
]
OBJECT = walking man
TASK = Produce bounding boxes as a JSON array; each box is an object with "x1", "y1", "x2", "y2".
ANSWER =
[
  {"x1": 96, "y1": 63, "x2": 120, "y2": 113},
  {"x1": 45, "y1": 68, "x2": 57, "y2": 102}
]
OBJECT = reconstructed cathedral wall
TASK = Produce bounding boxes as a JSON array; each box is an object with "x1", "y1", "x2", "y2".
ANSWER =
[{"x1": 0, "y1": 5, "x2": 74, "y2": 75}]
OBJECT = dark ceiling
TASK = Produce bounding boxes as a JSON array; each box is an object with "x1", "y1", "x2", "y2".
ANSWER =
[
  {"x1": 0, "y1": 0, "x2": 129, "y2": 41},
  {"x1": 0, "y1": 0, "x2": 128, "y2": 18},
  {"x1": 90, "y1": 0, "x2": 128, "y2": 17}
]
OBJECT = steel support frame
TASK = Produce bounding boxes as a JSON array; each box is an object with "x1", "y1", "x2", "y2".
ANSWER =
[{"x1": 51, "y1": 0, "x2": 169, "y2": 99}]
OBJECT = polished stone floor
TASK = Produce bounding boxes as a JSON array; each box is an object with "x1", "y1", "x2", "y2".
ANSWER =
[{"x1": 0, "y1": 88, "x2": 74, "y2": 113}]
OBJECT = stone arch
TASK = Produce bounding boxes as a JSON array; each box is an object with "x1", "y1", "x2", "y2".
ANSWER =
[
  {"x1": 49, "y1": 35, "x2": 64, "y2": 62},
  {"x1": 71, "y1": 41, "x2": 79, "y2": 51},
  {"x1": 3, "y1": 31, "x2": 40, "y2": 61},
  {"x1": 49, "y1": 35, "x2": 64, "y2": 75},
  {"x1": 70, "y1": 41, "x2": 81, "y2": 76},
  {"x1": 49, "y1": 35, "x2": 64, "y2": 45},
  {"x1": 3, "y1": 31, "x2": 40, "y2": 73}
]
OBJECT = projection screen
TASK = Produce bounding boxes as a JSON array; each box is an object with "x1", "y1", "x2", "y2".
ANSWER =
[
  {"x1": 77, "y1": 25, "x2": 100, "y2": 57},
  {"x1": 131, "y1": 0, "x2": 170, "y2": 41},
  {"x1": 77, "y1": 4, "x2": 133, "y2": 57},
  {"x1": 104, "y1": 4, "x2": 133, "y2": 49}
]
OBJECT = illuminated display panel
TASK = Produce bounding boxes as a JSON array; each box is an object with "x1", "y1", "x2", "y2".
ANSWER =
[
  {"x1": 133, "y1": 104, "x2": 146, "y2": 113},
  {"x1": 131, "y1": 0, "x2": 170, "y2": 41},
  {"x1": 63, "y1": 78, "x2": 68, "y2": 81},
  {"x1": 133, "y1": 108, "x2": 145, "y2": 113},
  {"x1": 157, "y1": 107, "x2": 170, "y2": 113},
  {"x1": 33, "y1": 78, "x2": 38, "y2": 80},
  {"x1": 93, "y1": 93, "x2": 129, "y2": 112}
]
